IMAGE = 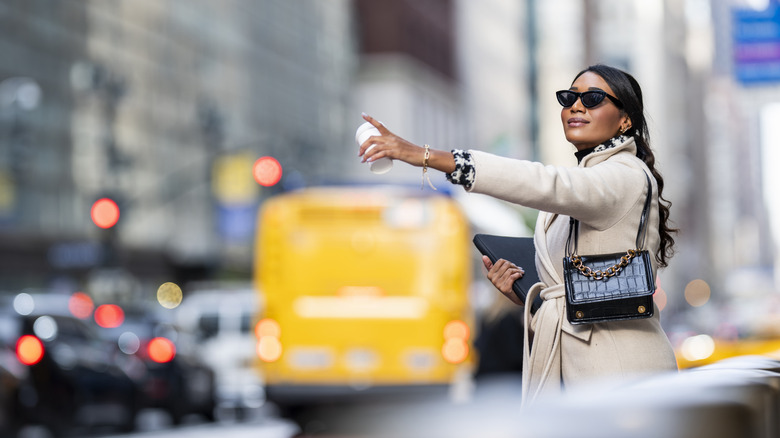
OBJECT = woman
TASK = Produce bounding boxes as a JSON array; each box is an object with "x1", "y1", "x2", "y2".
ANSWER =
[{"x1": 358, "y1": 64, "x2": 678, "y2": 404}]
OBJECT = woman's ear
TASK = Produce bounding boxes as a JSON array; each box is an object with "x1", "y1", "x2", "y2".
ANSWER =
[{"x1": 620, "y1": 117, "x2": 632, "y2": 134}]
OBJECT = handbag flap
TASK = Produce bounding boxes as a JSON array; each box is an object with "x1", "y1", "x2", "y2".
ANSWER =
[{"x1": 563, "y1": 250, "x2": 654, "y2": 304}]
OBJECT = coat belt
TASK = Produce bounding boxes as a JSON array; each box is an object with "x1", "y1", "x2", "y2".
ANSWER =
[{"x1": 521, "y1": 282, "x2": 593, "y2": 406}]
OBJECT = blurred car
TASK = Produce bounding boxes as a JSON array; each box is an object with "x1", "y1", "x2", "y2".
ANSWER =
[
  {"x1": 0, "y1": 293, "x2": 140, "y2": 435},
  {"x1": 96, "y1": 306, "x2": 217, "y2": 424},
  {"x1": 174, "y1": 287, "x2": 265, "y2": 419}
]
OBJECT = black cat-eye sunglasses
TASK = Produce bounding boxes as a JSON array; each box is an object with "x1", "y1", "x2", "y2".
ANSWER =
[{"x1": 556, "y1": 90, "x2": 623, "y2": 109}]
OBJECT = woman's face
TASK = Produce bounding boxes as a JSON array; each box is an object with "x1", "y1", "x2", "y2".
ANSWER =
[{"x1": 560, "y1": 71, "x2": 629, "y2": 151}]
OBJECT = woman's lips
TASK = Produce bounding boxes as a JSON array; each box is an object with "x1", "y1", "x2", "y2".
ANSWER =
[{"x1": 567, "y1": 118, "x2": 589, "y2": 127}]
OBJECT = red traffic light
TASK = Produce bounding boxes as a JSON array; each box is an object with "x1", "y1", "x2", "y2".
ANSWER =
[
  {"x1": 91, "y1": 198, "x2": 120, "y2": 229},
  {"x1": 253, "y1": 156, "x2": 283, "y2": 187}
]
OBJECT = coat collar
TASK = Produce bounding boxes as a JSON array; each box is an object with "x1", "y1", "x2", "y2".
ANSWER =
[{"x1": 579, "y1": 136, "x2": 637, "y2": 168}]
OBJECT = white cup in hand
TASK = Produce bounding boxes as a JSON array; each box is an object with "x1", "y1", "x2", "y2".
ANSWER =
[{"x1": 356, "y1": 121, "x2": 393, "y2": 174}]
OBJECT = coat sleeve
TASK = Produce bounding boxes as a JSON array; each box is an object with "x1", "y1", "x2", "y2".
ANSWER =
[{"x1": 467, "y1": 150, "x2": 647, "y2": 231}]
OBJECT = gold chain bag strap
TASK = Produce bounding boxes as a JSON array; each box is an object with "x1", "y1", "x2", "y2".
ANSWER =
[{"x1": 563, "y1": 172, "x2": 655, "y2": 324}]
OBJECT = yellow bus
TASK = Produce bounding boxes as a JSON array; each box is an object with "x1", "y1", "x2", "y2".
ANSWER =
[{"x1": 253, "y1": 185, "x2": 474, "y2": 408}]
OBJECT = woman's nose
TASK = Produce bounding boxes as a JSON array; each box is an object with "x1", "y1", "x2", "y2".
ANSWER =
[{"x1": 569, "y1": 97, "x2": 585, "y2": 112}]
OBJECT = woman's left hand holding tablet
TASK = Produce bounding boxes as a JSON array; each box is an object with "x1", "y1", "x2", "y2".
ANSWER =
[{"x1": 483, "y1": 256, "x2": 525, "y2": 306}]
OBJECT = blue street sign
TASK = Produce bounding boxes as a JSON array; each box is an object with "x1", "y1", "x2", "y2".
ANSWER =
[
  {"x1": 216, "y1": 202, "x2": 256, "y2": 243},
  {"x1": 733, "y1": 3, "x2": 780, "y2": 83}
]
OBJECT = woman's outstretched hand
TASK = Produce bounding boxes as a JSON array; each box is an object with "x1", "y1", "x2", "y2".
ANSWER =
[
  {"x1": 358, "y1": 113, "x2": 457, "y2": 173},
  {"x1": 358, "y1": 113, "x2": 426, "y2": 167},
  {"x1": 482, "y1": 255, "x2": 526, "y2": 306}
]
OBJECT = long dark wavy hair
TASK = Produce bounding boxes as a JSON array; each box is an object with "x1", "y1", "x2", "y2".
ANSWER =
[{"x1": 573, "y1": 64, "x2": 677, "y2": 267}]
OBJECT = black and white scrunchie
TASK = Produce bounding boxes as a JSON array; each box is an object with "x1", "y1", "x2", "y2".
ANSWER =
[{"x1": 446, "y1": 149, "x2": 475, "y2": 189}]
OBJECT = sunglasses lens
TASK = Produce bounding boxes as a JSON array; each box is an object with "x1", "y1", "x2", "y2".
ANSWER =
[
  {"x1": 580, "y1": 92, "x2": 605, "y2": 108},
  {"x1": 556, "y1": 91, "x2": 578, "y2": 107}
]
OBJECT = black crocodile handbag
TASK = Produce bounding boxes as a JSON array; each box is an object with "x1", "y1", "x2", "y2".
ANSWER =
[{"x1": 563, "y1": 173, "x2": 655, "y2": 325}]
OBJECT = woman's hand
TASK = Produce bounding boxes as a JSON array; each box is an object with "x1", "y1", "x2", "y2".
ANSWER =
[
  {"x1": 482, "y1": 255, "x2": 525, "y2": 306},
  {"x1": 358, "y1": 114, "x2": 425, "y2": 167},
  {"x1": 358, "y1": 113, "x2": 456, "y2": 173}
]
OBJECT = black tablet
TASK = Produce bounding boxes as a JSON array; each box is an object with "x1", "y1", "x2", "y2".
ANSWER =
[{"x1": 473, "y1": 234, "x2": 543, "y2": 313}]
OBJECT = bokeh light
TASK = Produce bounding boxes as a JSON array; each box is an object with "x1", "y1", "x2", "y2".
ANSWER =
[
  {"x1": 442, "y1": 339, "x2": 469, "y2": 364},
  {"x1": 256, "y1": 318, "x2": 283, "y2": 362},
  {"x1": 13, "y1": 293, "x2": 34, "y2": 315},
  {"x1": 156, "y1": 282, "x2": 183, "y2": 309},
  {"x1": 91, "y1": 198, "x2": 120, "y2": 229},
  {"x1": 443, "y1": 320, "x2": 470, "y2": 341},
  {"x1": 148, "y1": 337, "x2": 176, "y2": 363},
  {"x1": 33, "y1": 316, "x2": 58, "y2": 341},
  {"x1": 442, "y1": 320, "x2": 470, "y2": 364},
  {"x1": 255, "y1": 318, "x2": 281, "y2": 339},
  {"x1": 684, "y1": 279, "x2": 711, "y2": 307},
  {"x1": 680, "y1": 334, "x2": 715, "y2": 362},
  {"x1": 654, "y1": 288, "x2": 667, "y2": 312},
  {"x1": 16, "y1": 335, "x2": 44, "y2": 365},
  {"x1": 94, "y1": 304, "x2": 125, "y2": 328},
  {"x1": 746, "y1": 0, "x2": 770, "y2": 11},
  {"x1": 68, "y1": 292, "x2": 94, "y2": 319},
  {"x1": 257, "y1": 336, "x2": 283, "y2": 362},
  {"x1": 118, "y1": 331, "x2": 141, "y2": 355},
  {"x1": 253, "y1": 156, "x2": 283, "y2": 187}
]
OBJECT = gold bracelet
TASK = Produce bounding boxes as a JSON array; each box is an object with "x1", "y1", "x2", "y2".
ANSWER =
[{"x1": 421, "y1": 144, "x2": 437, "y2": 190}]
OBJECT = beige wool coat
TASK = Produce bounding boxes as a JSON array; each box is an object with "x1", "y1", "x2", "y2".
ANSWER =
[{"x1": 467, "y1": 137, "x2": 678, "y2": 404}]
